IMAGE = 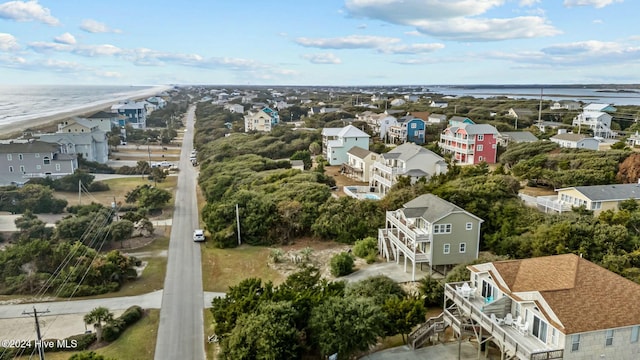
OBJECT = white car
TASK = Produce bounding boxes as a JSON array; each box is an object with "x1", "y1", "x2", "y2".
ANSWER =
[
  {"x1": 193, "y1": 229, "x2": 205, "y2": 242},
  {"x1": 158, "y1": 161, "x2": 172, "y2": 168}
]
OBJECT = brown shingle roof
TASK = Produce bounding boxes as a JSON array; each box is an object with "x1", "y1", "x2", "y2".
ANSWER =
[
  {"x1": 492, "y1": 254, "x2": 640, "y2": 334},
  {"x1": 409, "y1": 111, "x2": 430, "y2": 121},
  {"x1": 347, "y1": 146, "x2": 374, "y2": 159}
]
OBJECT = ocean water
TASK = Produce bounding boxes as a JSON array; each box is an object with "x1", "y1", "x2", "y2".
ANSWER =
[
  {"x1": 430, "y1": 86, "x2": 640, "y2": 106},
  {"x1": 0, "y1": 85, "x2": 169, "y2": 128}
]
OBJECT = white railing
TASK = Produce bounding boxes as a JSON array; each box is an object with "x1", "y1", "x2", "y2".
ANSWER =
[
  {"x1": 382, "y1": 229, "x2": 430, "y2": 262},
  {"x1": 444, "y1": 283, "x2": 563, "y2": 360},
  {"x1": 536, "y1": 196, "x2": 571, "y2": 213},
  {"x1": 440, "y1": 134, "x2": 474, "y2": 145},
  {"x1": 386, "y1": 212, "x2": 430, "y2": 241}
]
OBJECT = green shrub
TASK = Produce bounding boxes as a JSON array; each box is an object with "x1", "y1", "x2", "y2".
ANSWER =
[
  {"x1": 330, "y1": 252, "x2": 355, "y2": 277},
  {"x1": 353, "y1": 237, "x2": 378, "y2": 261},
  {"x1": 101, "y1": 324, "x2": 121, "y2": 342},
  {"x1": 120, "y1": 305, "x2": 143, "y2": 326}
]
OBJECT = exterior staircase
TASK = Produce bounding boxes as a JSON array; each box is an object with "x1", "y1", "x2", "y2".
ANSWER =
[{"x1": 407, "y1": 312, "x2": 446, "y2": 349}]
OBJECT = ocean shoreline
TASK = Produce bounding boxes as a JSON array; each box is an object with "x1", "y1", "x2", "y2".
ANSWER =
[{"x1": 0, "y1": 85, "x2": 172, "y2": 139}]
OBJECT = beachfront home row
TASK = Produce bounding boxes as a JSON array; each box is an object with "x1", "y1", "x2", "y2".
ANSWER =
[
  {"x1": 378, "y1": 194, "x2": 483, "y2": 280},
  {"x1": 438, "y1": 117, "x2": 499, "y2": 164},
  {"x1": 321, "y1": 125, "x2": 370, "y2": 166},
  {"x1": 35, "y1": 118, "x2": 109, "y2": 164},
  {"x1": 0, "y1": 140, "x2": 78, "y2": 186},
  {"x1": 426, "y1": 254, "x2": 640, "y2": 359}
]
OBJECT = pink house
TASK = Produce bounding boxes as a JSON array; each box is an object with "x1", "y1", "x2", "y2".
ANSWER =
[{"x1": 439, "y1": 121, "x2": 499, "y2": 164}]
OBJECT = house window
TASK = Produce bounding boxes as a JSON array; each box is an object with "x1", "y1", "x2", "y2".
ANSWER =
[
  {"x1": 515, "y1": 303, "x2": 521, "y2": 318},
  {"x1": 434, "y1": 224, "x2": 452, "y2": 234},
  {"x1": 43, "y1": 157, "x2": 50, "y2": 165},
  {"x1": 18, "y1": 154, "x2": 23, "y2": 160},
  {"x1": 35, "y1": 153, "x2": 40, "y2": 158},
  {"x1": 478, "y1": 134, "x2": 484, "y2": 141},
  {"x1": 478, "y1": 156, "x2": 484, "y2": 161},
  {"x1": 551, "y1": 328, "x2": 558, "y2": 346},
  {"x1": 19, "y1": 165, "x2": 25, "y2": 173},
  {"x1": 532, "y1": 315, "x2": 548, "y2": 343},
  {"x1": 459, "y1": 243, "x2": 466, "y2": 253},
  {"x1": 6, "y1": 154, "x2": 11, "y2": 161},
  {"x1": 411, "y1": 123, "x2": 417, "y2": 129},
  {"x1": 591, "y1": 202, "x2": 602, "y2": 210},
  {"x1": 481, "y1": 280, "x2": 493, "y2": 299},
  {"x1": 477, "y1": 145, "x2": 483, "y2": 151},
  {"x1": 632, "y1": 326, "x2": 639, "y2": 343},
  {"x1": 571, "y1": 334, "x2": 580, "y2": 352},
  {"x1": 55, "y1": 164, "x2": 61, "y2": 171},
  {"x1": 605, "y1": 329, "x2": 614, "y2": 346},
  {"x1": 9, "y1": 166, "x2": 13, "y2": 172},
  {"x1": 443, "y1": 243, "x2": 450, "y2": 254},
  {"x1": 466, "y1": 222, "x2": 473, "y2": 230}
]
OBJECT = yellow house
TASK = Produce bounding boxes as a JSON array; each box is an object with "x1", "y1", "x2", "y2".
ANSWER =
[{"x1": 556, "y1": 184, "x2": 640, "y2": 214}]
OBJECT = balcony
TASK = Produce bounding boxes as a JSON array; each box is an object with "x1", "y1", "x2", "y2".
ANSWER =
[
  {"x1": 444, "y1": 282, "x2": 563, "y2": 360},
  {"x1": 386, "y1": 212, "x2": 430, "y2": 241},
  {"x1": 379, "y1": 229, "x2": 430, "y2": 263},
  {"x1": 439, "y1": 141, "x2": 475, "y2": 155},
  {"x1": 440, "y1": 133, "x2": 475, "y2": 145}
]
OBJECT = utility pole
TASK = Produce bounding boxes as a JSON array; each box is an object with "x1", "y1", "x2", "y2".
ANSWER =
[
  {"x1": 23, "y1": 307, "x2": 50, "y2": 360},
  {"x1": 78, "y1": 180, "x2": 81, "y2": 206},
  {"x1": 538, "y1": 87, "x2": 543, "y2": 124},
  {"x1": 235, "y1": 203, "x2": 241, "y2": 246}
]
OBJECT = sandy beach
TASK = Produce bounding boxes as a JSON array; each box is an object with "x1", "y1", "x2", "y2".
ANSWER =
[{"x1": 0, "y1": 85, "x2": 173, "y2": 139}]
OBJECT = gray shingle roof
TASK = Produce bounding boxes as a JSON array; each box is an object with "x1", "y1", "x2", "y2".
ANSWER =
[
  {"x1": 402, "y1": 194, "x2": 481, "y2": 223},
  {"x1": 0, "y1": 140, "x2": 58, "y2": 153},
  {"x1": 500, "y1": 131, "x2": 539, "y2": 142},
  {"x1": 563, "y1": 184, "x2": 640, "y2": 201},
  {"x1": 550, "y1": 133, "x2": 589, "y2": 142},
  {"x1": 460, "y1": 123, "x2": 499, "y2": 135},
  {"x1": 382, "y1": 143, "x2": 444, "y2": 163},
  {"x1": 347, "y1": 146, "x2": 374, "y2": 159}
]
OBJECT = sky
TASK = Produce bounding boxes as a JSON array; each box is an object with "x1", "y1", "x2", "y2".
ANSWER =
[{"x1": 0, "y1": 0, "x2": 639, "y2": 86}]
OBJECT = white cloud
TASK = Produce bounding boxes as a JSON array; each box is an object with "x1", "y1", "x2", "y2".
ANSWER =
[
  {"x1": 379, "y1": 43, "x2": 445, "y2": 54},
  {"x1": 0, "y1": 0, "x2": 59, "y2": 25},
  {"x1": 404, "y1": 30, "x2": 422, "y2": 37},
  {"x1": 302, "y1": 53, "x2": 342, "y2": 64},
  {"x1": 29, "y1": 41, "x2": 71, "y2": 52},
  {"x1": 593, "y1": 19, "x2": 603, "y2": 24},
  {"x1": 54, "y1": 32, "x2": 76, "y2": 45},
  {"x1": 345, "y1": 0, "x2": 504, "y2": 22},
  {"x1": 0, "y1": 33, "x2": 20, "y2": 51},
  {"x1": 413, "y1": 16, "x2": 560, "y2": 41},
  {"x1": 563, "y1": 0, "x2": 623, "y2": 8},
  {"x1": 42, "y1": 58, "x2": 84, "y2": 72},
  {"x1": 95, "y1": 70, "x2": 122, "y2": 78},
  {"x1": 345, "y1": 0, "x2": 560, "y2": 41},
  {"x1": 296, "y1": 35, "x2": 399, "y2": 49},
  {"x1": 80, "y1": 19, "x2": 122, "y2": 34},
  {"x1": 487, "y1": 40, "x2": 640, "y2": 67},
  {"x1": 519, "y1": 0, "x2": 540, "y2": 5}
]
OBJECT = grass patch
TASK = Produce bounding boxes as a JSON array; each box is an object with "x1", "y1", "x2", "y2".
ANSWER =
[
  {"x1": 73, "y1": 237, "x2": 169, "y2": 300},
  {"x1": 19, "y1": 309, "x2": 161, "y2": 360},
  {"x1": 201, "y1": 244, "x2": 284, "y2": 292}
]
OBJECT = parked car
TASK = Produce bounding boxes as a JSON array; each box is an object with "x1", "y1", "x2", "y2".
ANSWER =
[
  {"x1": 193, "y1": 229, "x2": 205, "y2": 242},
  {"x1": 158, "y1": 161, "x2": 172, "y2": 167}
]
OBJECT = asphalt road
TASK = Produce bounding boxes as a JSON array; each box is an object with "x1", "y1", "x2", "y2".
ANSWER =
[{"x1": 154, "y1": 105, "x2": 206, "y2": 360}]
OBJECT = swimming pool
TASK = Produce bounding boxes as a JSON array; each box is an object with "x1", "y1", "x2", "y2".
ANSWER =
[{"x1": 364, "y1": 194, "x2": 381, "y2": 200}]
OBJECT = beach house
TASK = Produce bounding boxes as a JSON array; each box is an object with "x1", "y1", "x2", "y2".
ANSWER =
[
  {"x1": 433, "y1": 254, "x2": 640, "y2": 359},
  {"x1": 369, "y1": 143, "x2": 447, "y2": 195},
  {"x1": 439, "y1": 120, "x2": 499, "y2": 164},
  {"x1": 38, "y1": 120, "x2": 109, "y2": 164},
  {"x1": 0, "y1": 140, "x2": 78, "y2": 186},
  {"x1": 572, "y1": 103, "x2": 616, "y2": 138},
  {"x1": 111, "y1": 100, "x2": 148, "y2": 129},
  {"x1": 321, "y1": 125, "x2": 370, "y2": 166},
  {"x1": 243, "y1": 106, "x2": 279, "y2": 132},
  {"x1": 378, "y1": 194, "x2": 483, "y2": 280}
]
